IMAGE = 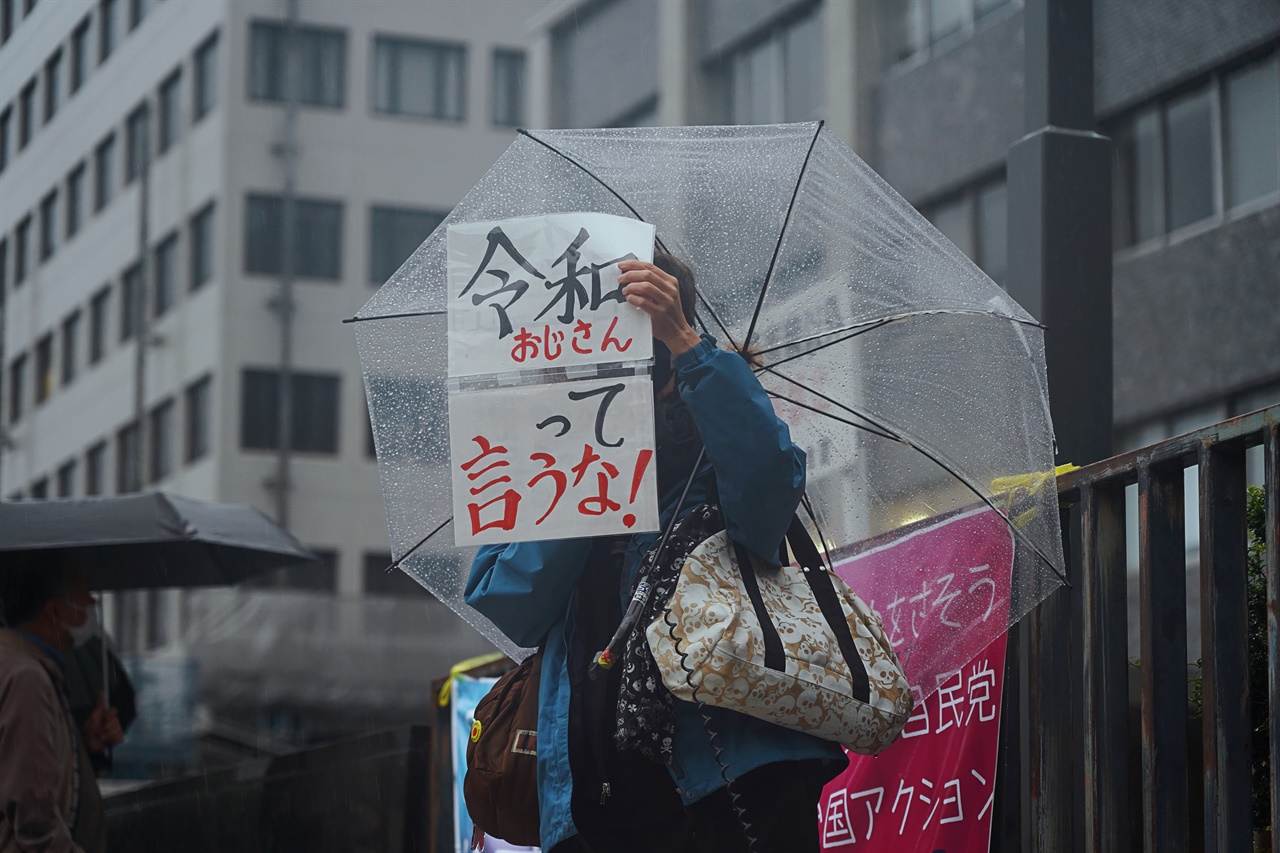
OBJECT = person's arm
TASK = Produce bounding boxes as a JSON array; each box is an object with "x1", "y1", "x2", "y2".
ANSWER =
[
  {"x1": 676, "y1": 337, "x2": 806, "y2": 562},
  {"x1": 464, "y1": 538, "x2": 594, "y2": 648},
  {"x1": 0, "y1": 668, "x2": 84, "y2": 853}
]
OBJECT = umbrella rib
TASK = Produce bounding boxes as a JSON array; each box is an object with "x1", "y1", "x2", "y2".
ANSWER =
[
  {"x1": 742, "y1": 120, "x2": 825, "y2": 352},
  {"x1": 754, "y1": 308, "x2": 1046, "y2": 359},
  {"x1": 516, "y1": 129, "x2": 742, "y2": 354},
  {"x1": 343, "y1": 309, "x2": 446, "y2": 324},
  {"x1": 765, "y1": 388, "x2": 901, "y2": 443},
  {"x1": 758, "y1": 365, "x2": 902, "y2": 440},
  {"x1": 383, "y1": 516, "x2": 452, "y2": 574},
  {"x1": 759, "y1": 319, "x2": 895, "y2": 371},
  {"x1": 763, "y1": 367, "x2": 1070, "y2": 588}
]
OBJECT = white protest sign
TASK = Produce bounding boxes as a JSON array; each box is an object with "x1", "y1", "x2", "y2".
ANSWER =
[
  {"x1": 447, "y1": 213, "x2": 656, "y2": 377},
  {"x1": 449, "y1": 376, "x2": 659, "y2": 545}
]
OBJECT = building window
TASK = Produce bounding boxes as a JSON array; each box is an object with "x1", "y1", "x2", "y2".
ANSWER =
[
  {"x1": 128, "y1": 0, "x2": 156, "y2": 31},
  {"x1": 14, "y1": 216, "x2": 30, "y2": 285},
  {"x1": 244, "y1": 194, "x2": 343, "y2": 280},
  {"x1": 1224, "y1": 58, "x2": 1279, "y2": 209},
  {"x1": 730, "y1": 6, "x2": 824, "y2": 125},
  {"x1": 249, "y1": 21, "x2": 347, "y2": 108},
  {"x1": 920, "y1": 175, "x2": 1008, "y2": 287},
  {"x1": 880, "y1": 0, "x2": 1013, "y2": 68},
  {"x1": 153, "y1": 231, "x2": 177, "y2": 317},
  {"x1": 184, "y1": 374, "x2": 211, "y2": 462},
  {"x1": 363, "y1": 551, "x2": 436, "y2": 597},
  {"x1": 34, "y1": 334, "x2": 54, "y2": 403},
  {"x1": 66, "y1": 162, "x2": 86, "y2": 238},
  {"x1": 125, "y1": 102, "x2": 150, "y2": 184},
  {"x1": 491, "y1": 48, "x2": 525, "y2": 127},
  {"x1": 94, "y1": 133, "x2": 115, "y2": 211},
  {"x1": 248, "y1": 548, "x2": 337, "y2": 592},
  {"x1": 99, "y1": 0, "x2": 118, "y2": 64},
  {"x1": 116, "y1": 420, "x2": 141, "y2": 494},
  {"x1": 70, "y1": 16, "x2": 91, "y2": 93},
  {"x1": 368, "y1": 205, "x2": 444, "y2": 283},
  {"x1": 1113, "y1": 55, "x2": 1280, "y2": 249},
  {"x1": 56, "y1": 459, "x2": 77, "y2": 498},
  {"x1": 157, "y1": 68, "x2": 181, "y2": 154},
  {"x1": 0, "y1": 239, "x2": 6, "y2": 294},
  {"x1": 29, "y1": 478, "x2": 49, "y2": 500},
  {"x1": 120, "y1": 263, "x2": 141, "y2": 341},
  {"x1": 18, "y1": 78, "x2": 35, "y2": 149},
  {"x1": 1, "y1": 0, "x2": 11, "y2": 44},
  {"x1": 240, "y1": 369, "x2": 340, "y2": 454},
  {"x1": 1165, "y1": 86, "x2": 1214, "y2": 232},
  {"x1": 39, "y1": 190, "x2": 57, "y2": 261},
  {"x1": 189, "y1": 201, "x2": 215, "y2": 289},
  {"x1": 0, "y1": 107, "x2": 11, "y2": 173},
  {"x1": 61, "y1": 310, "x2": 80, "y2": 386},
  {"x1": 372, "y1": 36, "x2": 465, "y2": 121},
  {"x1": 43, "y1": 48, "x2": 62, "y2": 123},
  {"x1": 193, "y1": 31, "x2": 219, "y2": 121},
  {"x1": 85, "y1": 440, "x2": 107, "y2": 495},
  {"x1": 89, "y1": 286, "x2": 110, "y2": 363},
  {"x1": 148, "y1": 398, "x2": 173, "y2": 482},
  {"x1": 8, "y1": 353, "x2": 27, "y2": 423}
]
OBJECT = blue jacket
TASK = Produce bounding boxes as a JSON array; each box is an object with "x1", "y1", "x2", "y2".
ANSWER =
[{"x1": 465, "y1": 335, "x2": 844, "y2": 851}]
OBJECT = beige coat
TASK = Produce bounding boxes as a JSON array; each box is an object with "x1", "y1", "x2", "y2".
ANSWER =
[{"x1": 0, "y1": 629, "x2": 105, "y2": 853}]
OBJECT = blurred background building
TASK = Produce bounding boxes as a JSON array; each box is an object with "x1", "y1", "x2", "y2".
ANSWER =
[
  {"x1": 0, "y1": 0, "x2": 543, "y2": 771},
  {"x1": 2, "y1": 0, "x2": 1277, "y2": 778}
]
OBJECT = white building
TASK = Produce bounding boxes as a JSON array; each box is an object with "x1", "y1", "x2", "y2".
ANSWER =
[{"x1": 1, "y1": 0, "x2": 545, "y2": 748}]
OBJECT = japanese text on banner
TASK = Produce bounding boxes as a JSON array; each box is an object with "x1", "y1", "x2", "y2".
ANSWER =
[
  {"x1": 446, "y1": 213, "x2": 661, "y2": 546},
  {"x1": 447, "y1": 213, "x2": 656, "y2": 377}
]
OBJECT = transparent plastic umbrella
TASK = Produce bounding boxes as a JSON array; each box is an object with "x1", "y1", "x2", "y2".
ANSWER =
[{"x1": 350, "y1": 122, "x2": 1065, "y2": 701}]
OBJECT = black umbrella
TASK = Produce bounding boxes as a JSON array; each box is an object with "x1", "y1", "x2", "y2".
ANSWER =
[
  {"x1": 1, "y1": 492, "x2": 316, "y2": 717},
  {"x1": 0, "y1": 492, "x2": 317, "y2": 590}
]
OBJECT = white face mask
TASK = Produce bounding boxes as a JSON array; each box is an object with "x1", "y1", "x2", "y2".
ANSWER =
[{"x1": 62, "y1": 601, "x2": 99, "y2": 649}]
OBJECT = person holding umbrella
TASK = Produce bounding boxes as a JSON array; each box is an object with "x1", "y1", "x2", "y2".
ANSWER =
[
  {"x1": 0, "y1": 551, "x2": 124, "y2": 853},
  {"x1": 465, "y1": 253, "x2": 846, "y2": 853}
]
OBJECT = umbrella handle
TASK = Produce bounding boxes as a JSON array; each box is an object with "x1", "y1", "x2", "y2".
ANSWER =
[{"x1": 100, "y1": 597, "x2": 110, "y2": 708}]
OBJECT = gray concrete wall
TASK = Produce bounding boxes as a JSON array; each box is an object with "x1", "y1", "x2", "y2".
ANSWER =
[
  {"x1": 699, "y1": 0, "x2": 811, "y2": 59},
  {"x1": 874, "y1": 8, "x2": 1025, "y2": 204},
  {"x1": 1112, "y1": 204, "x2": 1280, "y2": 426},
  {"x1": 551, "y1": 0, "x2": 658, "y2": 127},
  {"x1": 1094, "y1": 0, "x2": 1280, "y2": 118}
]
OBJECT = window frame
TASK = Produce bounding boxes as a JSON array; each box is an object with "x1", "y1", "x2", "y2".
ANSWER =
[
  {"x1": 61, "y1": 310, "x2": 80, "y2": 386},
  {"x1": 184, "y1": 374, "x2": 212, "y2": 462},
  {"x1": 66, "y1": 161, "x2": 86, "y2": 238},
  {"x1": 94, "y1": 132, "x2": 116, "y2": 211},
  {"x1": 38, "y1": 189, "x2": 57, "y2": 262},
  {"x1": 248, "y1": 20, "x2": 348, "y2": 109},
  {"x1": 89, "y1": 285, "x2": 111, "y2": 364},
  {"x1": 70, "y1": 16, "x2": 91, "y2": 93},
  {"x1": 371, "y1": 34, "x2": 467, "y2": 122},
  {"x1": 34, "y1": 333, "x2": 54, "y2": 404},
  {"x1": 193, "y1": 31, "x2": 219, "y2": 122},
  {"x1": 157, "y1": 67, "x2": 182, "y2": 154},
  {"x1": 491, "y1": 47, "x2": 526, "y2": 127},
  {"x1": 85, "y1": 440, "x2": 107, "y2": 496},
  {"x1": 1111, "y1": 52, "x2": 1280, "y2": 255},
  {"x1": 148, "y1": 397, "x2": 174, "y2": 483},
  {"x1": 43, "y1": 47, "x2": 62, "y2": 124},
  {"x1": 189, "y1": 200, "x2": 215, "y2": 289}
]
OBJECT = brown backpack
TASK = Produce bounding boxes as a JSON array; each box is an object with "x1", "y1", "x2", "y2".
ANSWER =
[{"x1": 463, "y1": 650, "x2": 542, "y2": 847}]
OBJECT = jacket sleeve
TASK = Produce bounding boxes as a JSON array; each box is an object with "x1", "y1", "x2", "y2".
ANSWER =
[
  {"x1": 0, "y1": 667, "x2": 83, "y2": 853},
  {"x1": 464, "y1": 538, "x2": 594, "y2": 648},
  {"x1": 675, "y1": 335, "x2": 806, "y2": 562}
]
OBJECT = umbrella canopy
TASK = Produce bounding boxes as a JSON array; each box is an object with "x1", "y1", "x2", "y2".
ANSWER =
[
  {"x1": 0, "y1": 492, "x2": 317, "y2": 591},
  {"x1": 351, "y1": 122, "x2": 1066, "y2": 700}
]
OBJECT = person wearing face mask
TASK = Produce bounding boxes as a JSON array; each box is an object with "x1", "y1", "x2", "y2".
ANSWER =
[
  {"x1": 465, "y1": 252, "x2": 845, "y2": 853},
  {"x1": 0, "y1": 550, "x2": 123, "y2": 853}
]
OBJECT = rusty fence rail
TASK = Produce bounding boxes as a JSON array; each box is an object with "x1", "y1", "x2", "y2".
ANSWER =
[{"x1": 992, "y1": 403, "x2": 1278, "y2": 853}]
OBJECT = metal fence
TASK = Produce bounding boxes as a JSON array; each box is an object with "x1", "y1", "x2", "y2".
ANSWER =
[{"x1": 992, "y1": 404, "x2": 1278, "y2": 853}]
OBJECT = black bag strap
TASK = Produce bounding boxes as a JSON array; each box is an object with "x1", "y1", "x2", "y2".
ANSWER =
[
  {"x1": 730, "y1": 516, "x2": 872, "y2": 703},
  {"x1": 733, "y1": 540, "x2": 786, "y2": 672}
]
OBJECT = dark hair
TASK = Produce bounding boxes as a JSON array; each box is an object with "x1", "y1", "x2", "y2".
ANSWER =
[
  {"x1": 652, "y1": 250, "x2": 698, "y2": 328},
  {"x1": 0, "y1": 550, "x2": 76, "y2": 627}
]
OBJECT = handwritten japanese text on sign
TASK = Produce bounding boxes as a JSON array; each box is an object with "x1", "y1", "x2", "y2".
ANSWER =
[
  {"x1": 449, "y1": 377, "x2": 660, "y2": 545},
  {"x1": 819, "y1": 508, "x2": 1013, "y2": 852},
  {"x1": 447, "y1": 213, "x2": 656, "y2": 377}
]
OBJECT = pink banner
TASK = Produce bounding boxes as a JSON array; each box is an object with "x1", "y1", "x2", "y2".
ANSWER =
[{"x1": 819, "y1": 509, "x2": 1014, "y2": 852}]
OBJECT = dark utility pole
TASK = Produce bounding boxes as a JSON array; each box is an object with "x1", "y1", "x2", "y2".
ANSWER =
[
  {"x1": 1007, "y1": 0, "x2": 1111, "y2": 468},
  {"x1": 1005, "y1": 2, "x2": 1112, "y2": 852}
]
